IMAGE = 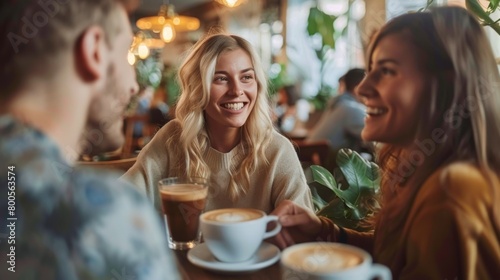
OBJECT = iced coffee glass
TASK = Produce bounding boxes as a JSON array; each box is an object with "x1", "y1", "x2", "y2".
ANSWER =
[{"x1": 158, "y1": 177, "x2": 208, "y2": 250}]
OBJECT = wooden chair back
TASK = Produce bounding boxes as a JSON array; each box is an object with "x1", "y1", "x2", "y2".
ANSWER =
[
  {"x1": 123, "y1": 114, "x2": 154, "y2": 157},
  {"x1": 293, "y1": 139, "x2": 331, "y2": 167}
]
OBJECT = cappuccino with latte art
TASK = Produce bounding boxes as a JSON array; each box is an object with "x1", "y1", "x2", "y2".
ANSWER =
[
  {"x1": 200, "y1": 208, "x2": 281, "y2": 263},
  {"x1": 203, "y1": 208, "x2": 262, "y2": 223},
  {"x1": 281, "y1": 243, "x2": 392, "y2": 280}
]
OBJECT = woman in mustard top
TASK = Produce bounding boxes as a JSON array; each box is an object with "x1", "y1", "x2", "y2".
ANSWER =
[{"x1": 271, "y1": 6, "x2": 500, "y2": 279}]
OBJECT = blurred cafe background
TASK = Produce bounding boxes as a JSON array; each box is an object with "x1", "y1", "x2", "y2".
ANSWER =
[{"x1": 80, "y1": 0, "x2": 500, "y2": 170}]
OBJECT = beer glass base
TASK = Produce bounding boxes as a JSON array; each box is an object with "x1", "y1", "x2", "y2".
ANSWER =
[{"x1": 169, "y1": 240, "x2": 198, "y2": 250}]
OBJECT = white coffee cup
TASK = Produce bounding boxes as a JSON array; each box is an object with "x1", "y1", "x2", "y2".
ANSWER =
[
  {"x1": 281, "y1": 242, "x2": 392, "y2": 280},
  {"x1": 200, "y1": 208, "x2": 281, "y2": 263}
]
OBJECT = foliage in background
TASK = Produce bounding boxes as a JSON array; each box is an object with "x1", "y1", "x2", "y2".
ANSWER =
[
  {"x1": 309, "y1": 85, "x2": 334, "y2": 111},
  {"x1": 161, "y1": 65, "x2": 181, "y2": 107},
  {"x1": 305, "y1": 4, "x2": 348, "y2": 111},
  {"x1": 307, "y1": 6, "x2": 338, "y2": 55},
  {"x1": 308, "y1": 149, "x2": 380, "y2": 231},
  {"x1": 135, "y1": 56, "x2": 163, "y2": 90},
  {"x1": 466, "y1": 0, "x2": 500, "y2": 35},
  {"x1": 420, "y1": 0, "x2": 500, "y2": 35},
  {"x1": 268, "y1": 63, "x2": 294, "y2": 97}
]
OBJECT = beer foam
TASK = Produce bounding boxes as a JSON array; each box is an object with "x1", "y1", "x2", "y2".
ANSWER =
[
  {"x1": 283, "y1": 245, "x2": 363, "y2": 273},
  {"x1": 203, "y1": 208, "x2": 262, "y2": 223},
  {"x1": 159, "y1": 184, "x2": 208, "y2": 201}
]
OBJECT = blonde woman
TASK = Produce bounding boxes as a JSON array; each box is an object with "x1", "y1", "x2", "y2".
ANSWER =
[
  {"x1": 271, "y1": 6, "x2": 500, "y2": 279},
  {"x1": 123, "y1": 33, "x2": 313, "y2": 212}
]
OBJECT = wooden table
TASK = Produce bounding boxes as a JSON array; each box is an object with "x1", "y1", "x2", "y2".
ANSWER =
[{"x1": 172, "y1": 248, "x2": 282, "y2": 280}]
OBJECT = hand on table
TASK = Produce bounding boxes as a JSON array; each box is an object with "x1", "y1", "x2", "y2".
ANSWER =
[{"x1": 269, "y1": 200, "x2": 322, "y2": 249}]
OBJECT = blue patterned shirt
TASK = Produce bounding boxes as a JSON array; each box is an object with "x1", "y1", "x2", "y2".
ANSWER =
[{"x1": 0, "y1": 116, "x2": 180, "y2": 280}]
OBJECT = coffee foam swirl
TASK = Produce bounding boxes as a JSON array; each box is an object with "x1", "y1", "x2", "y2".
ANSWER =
[
  {"x1": 159, "y1": 184, "x2": 207, "y2": 201},
  {"x1": 203, "y1": 208, "x2": 262, "y2": 223},
  {"x1": 283, "y1": 245, "x2": 363, "y2": 273}
]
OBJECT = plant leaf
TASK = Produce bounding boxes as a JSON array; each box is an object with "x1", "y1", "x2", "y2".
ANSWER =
[
  {"x1": 310, "y1": 186, "x2": 328, "y2": 211},
  {"x1": 488, "y1": 0, "x2": 499, "y2": 13},
  {"x1": 316, "y1": 197, "x2": 372, "y2": 231},
  {"x1": 310, "y1": 165, "x2": 337, "y2": 191},
  {"x1": 466, "y1": 0, "x2": 500, "y2": 39},
  {"x1": 334, "y1": 149, "x2": 380, "y2": 208},
  {"x1": 308, "y1": 149, "x2": 380, "y2": 230},
  {"x1": 306, "y1": 7, "x2": 337, "y2": 49}
]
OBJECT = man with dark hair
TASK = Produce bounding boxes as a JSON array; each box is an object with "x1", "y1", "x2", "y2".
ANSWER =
[
  {"x1": 307, "y1": 68, "x2": 370, "y2": 164},
  {"x1": 341, "y1": 68, "x2": 366, "y2": 96},
  {"x1": 0, "y1": 1, "x2": 179, "y2": 279}
]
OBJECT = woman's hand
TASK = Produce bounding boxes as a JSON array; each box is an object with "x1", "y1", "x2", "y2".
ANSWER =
[{"x1": 269, "y1": 200, "x2": 322, "y2": 249}]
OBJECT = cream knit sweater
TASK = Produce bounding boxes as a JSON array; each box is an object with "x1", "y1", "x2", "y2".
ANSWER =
[{"x1": 122, "y1": 120, "x2": 313, "y2": 213}]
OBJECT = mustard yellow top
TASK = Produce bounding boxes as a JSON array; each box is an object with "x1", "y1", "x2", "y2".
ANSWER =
[{"x1": 319, "y1": 162, "x2": 500, "y2": 279}]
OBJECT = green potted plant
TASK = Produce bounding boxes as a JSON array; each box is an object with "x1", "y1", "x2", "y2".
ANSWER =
[
  {"x1": 305, "y1": 6, "x2": 340, "y2": 111},
  {"x1": 466, "y1": 0, "x2": 500, "y2": 35},
  {"x1": 307, "y1": 148, "x2": 381, "y2": 231}
]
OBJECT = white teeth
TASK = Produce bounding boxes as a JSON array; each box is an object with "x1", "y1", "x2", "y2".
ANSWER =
[
  {"x1": 366, "y1": 107, "x2": 386, "y2": 115},
  {"x1": 222, "y1": 102, "x2": 244, "y2": 110}
]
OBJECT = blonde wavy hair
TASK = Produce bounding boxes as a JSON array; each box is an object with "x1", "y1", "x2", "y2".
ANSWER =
[
  {"x1": 368, "y1": 7, "x2": 500, "y2": 232},
  {"x1": 170, "y1": 33, "x2": 274, "y2": 200}
]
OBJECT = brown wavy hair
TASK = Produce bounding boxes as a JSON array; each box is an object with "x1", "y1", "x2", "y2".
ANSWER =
[{"x1": 365, "y1": 7, "x2": 500, "y2": 232}]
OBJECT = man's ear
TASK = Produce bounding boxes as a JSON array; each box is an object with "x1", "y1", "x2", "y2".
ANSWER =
[{"x1": 76, "y1": 26, "x2": 108, "y2": 82}]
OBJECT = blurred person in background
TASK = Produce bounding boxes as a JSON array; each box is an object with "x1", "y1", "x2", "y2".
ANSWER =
[
  {"x1": 275, "y1": 84, "x2": 310, "y2": 136},
  {"x1": 307, "y1": 68, "x2": 371, "y2": 164},
  {"x1": 0, "y1": 0, "x2": 179, "y2": 279},
  {"x1": 132, "y1": 86, "x2": 155, "y2": 138}
]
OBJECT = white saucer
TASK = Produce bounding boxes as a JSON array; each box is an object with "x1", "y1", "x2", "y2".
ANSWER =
[{"x1": 187, "y1": 242, "x2": 281, "y2": 273}]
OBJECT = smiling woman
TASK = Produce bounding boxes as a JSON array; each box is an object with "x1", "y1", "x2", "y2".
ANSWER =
[
  {"x1": 122, "y1": 32, "x2": 313, "y2": 213},
  {"x1": 269, "y1": 6, "x2": 500, "y2": 280},
  {"x1": 205, "y1": 48, "x2": 257, "y2": 150}
]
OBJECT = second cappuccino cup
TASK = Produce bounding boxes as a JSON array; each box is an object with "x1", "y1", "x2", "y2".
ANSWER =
[
  {"x1": 281, "y1": 242, "x2": 392, "y2": 280},
  {"x1": 200, "y1": 208, "x2": 281, "y2": 263}
]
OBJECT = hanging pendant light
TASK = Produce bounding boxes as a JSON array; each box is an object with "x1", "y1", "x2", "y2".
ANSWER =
[
  {"x1": 137, "y1": 43, "x2": 150, "y2": 59},
  {"x1": 160, "y1": 22, "x2": 176, "y2": 43},
  {"x1": 127, "y1": 51, "x2": 136, "y2": 65},
  {"x1": 214, "y1": 0, "x2": 246, "y2": 8},
  {"x1": 128, "y1": 31, "x2": 165, "y2": 64},
  {"x1": 136, "y1": 2, "x2": 200, "y2": 43}
]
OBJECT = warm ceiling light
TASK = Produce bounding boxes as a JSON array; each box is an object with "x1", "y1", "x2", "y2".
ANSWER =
[
  {"x1": 138, "y1": 43, "x2": 150, "y2": 59},
  {"x1": 160, "y1": 23, "x2": 176, "y2": 43},
  {"x1": 136, "y1": 4, "x2": 200, "y2": 40},
  {"x1": 128, "y1": 31, "x2": 165, "y2": 61},
  {"x1": 127, "y1": 51, "x2": 136, "y2": 65},
  {"x1": 141, "y1": 38, "x2": 165, "y2": 49},
  {"x1": 214, "y1": 0, "x2": 245, "y2": 8}
]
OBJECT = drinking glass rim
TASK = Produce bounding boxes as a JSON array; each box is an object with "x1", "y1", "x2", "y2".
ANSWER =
[{"x1": 158, "y1": 177, "x2": 208, "y2": 187}]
